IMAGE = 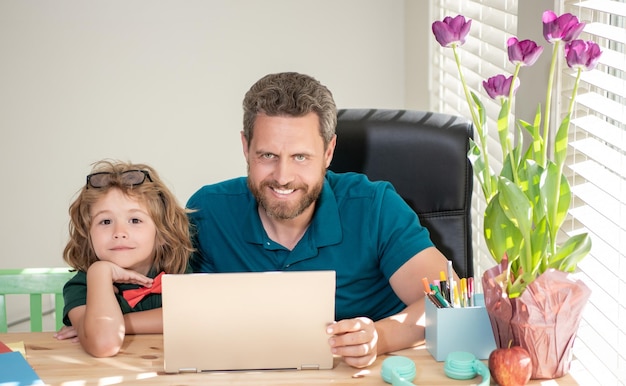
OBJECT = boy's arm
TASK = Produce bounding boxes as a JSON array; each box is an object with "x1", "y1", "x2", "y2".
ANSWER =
[
  {"x1": 124, "y1": 308, "x2": 163, "y2": 334},
  {"x1": 67, "y1": 261, "x2": 154, "y2": 357},
  {"x1": 69, "y1": 262, "x2": 125, "y2": 357},
  {"x1": 56, "y1": 308, "x2": 163, "y2": 341}
]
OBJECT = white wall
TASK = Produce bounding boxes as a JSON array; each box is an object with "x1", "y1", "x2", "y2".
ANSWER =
[{"x1": 0, "y1": 0, "x2": 436, "y2": 271}]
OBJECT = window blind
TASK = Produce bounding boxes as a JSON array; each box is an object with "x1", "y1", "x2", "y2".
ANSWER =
[
  {"x1": 430, "y1": 0, "x2": 625, "y2": 384},
  {"x1": 562, "y1": 1, "x2": 626, "y2": 385}
]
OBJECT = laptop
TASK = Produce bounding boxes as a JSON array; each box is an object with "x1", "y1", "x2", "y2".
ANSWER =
[{"x1": 161, "y1": 270, "x2": 336, "y2": 373}]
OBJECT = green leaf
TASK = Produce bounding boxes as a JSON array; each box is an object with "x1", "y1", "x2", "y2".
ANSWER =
[
  {"x1": 468, "y1": 141, "x2": 484, "y2": 178},
  {"x1": 507, "y1": 271, "x2": 536, "y2": 299},
  {"x1": 483, "y1": 194, "x2": 522, "y2": 264},
  {"x1": 521, "y1": 137, "x2": 534, "y2": 165},
  {"x1": 498, "y1": 178, "x2": 533, "y2": 236},
  {"x1": 496, "y1": 100, "x2": 510, "y2": 160},
  {"x1": 471, "y1": 91, "x2": 487, "y2": 129},
  {"x1": 517, "y1": 105, "x2": 544, "y2": 164},
  {"x1": 500, "y1": 152, "x2": 515, "y2": 181},
  {"x1": 510, "y1": 121, "x2": 524, "y2": 168},
  {"x1": 497, "y1": 178, "x2": 536, "y2": 273},
  {"x1": 530, "y1": 104, "x2": 543, "y2": 163},
  {"x1": 549, "y1": 233, "x2": 592, "y2": 272},
  {"x1": 554, "y1": 113, "x2": 571, "y2": 168},
  {"x1": 519, "y1": 119, "x2": 534, "y2": 136},
  {"x1": 468, "y1": 140, "x2": 494, "y2": 200},
  {"x1": 529, "y1": 217, "x2": 548, "y2": 274},
  {"x1": 542, "y1": 162, "x2": 571, "y2": 234},
  {"x1": 518, "y1": 160, "x2": 545, "y2": 223}
]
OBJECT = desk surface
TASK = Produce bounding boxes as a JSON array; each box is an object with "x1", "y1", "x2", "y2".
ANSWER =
[{"x1": 0, "y1": 332, "x2": 578, "y2": 385}]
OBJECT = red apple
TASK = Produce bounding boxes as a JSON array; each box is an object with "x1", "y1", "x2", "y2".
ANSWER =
[{"x1": 488, "y1": 345, "x2": 533, "y2": 386}]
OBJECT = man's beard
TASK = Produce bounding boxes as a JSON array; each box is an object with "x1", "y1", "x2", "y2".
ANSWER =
[{"x1": 248, "y1": 177, "x2": 324, "y2": 220}]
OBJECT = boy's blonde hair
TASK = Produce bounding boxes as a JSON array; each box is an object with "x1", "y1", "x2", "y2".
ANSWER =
[{"x1": 63, "y1": 160, "x2": 193, "y2": 274}]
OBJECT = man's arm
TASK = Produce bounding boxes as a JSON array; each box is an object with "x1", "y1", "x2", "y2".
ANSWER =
[
  {"x1": 377, "y1": 246, "x2": 455, "y2": 353},
  {"x1": 327, "y1": 246, "x2": 455, "y2": 368}
]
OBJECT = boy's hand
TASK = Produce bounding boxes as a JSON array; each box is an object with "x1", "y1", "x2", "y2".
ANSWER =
[
  {"x1": 90, "y1": 260, "x2": 153, "y2": 287},
  {"x1": 53, "y1": 325, "x2": 79, "y2": 342}
]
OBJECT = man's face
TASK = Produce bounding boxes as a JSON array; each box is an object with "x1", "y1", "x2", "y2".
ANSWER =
[{"x1": 242, "y1": 112, "x2": 336, "y2": 221}]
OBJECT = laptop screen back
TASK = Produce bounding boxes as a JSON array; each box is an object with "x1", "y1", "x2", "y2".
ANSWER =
[{"x1": 162, "y1": 270, "x2": 336, "y2": 373}]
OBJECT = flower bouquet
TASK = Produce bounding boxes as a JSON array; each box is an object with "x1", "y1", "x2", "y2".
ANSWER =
[{"x1": 432, "y1": 11, "x2": 602, "y2": 379}]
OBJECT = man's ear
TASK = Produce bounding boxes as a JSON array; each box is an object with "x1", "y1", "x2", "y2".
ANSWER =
[
  {"x1": 241, "y1": 131, "x2": 249, "y2": 159},
  {"x1": 324, "y1": 134, "x2": 337, "y2": 168}
]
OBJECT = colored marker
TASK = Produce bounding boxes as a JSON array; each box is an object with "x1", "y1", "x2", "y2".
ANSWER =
[
  {"x1": 422, "y1": 277, "x2": 432, "y2": 294},
  {"x1": 427, "y1": 292, "x2": 444, "y2": 308},
  {"x1": 433, "y1": 289, "x2": 450, "y2": 308},
  {"x1": 447, "y1": 260, "x2": 454, "y2": 304},
  {"x1": 460, "y1": 278, "x2": 467, "y2": 308},
  {"x1": 437, "y1": 280, "x2": 448, "y2": 303}
]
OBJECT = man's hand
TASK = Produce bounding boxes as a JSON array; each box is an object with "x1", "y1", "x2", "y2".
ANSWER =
[{"x1": 326, "y1": 317, "x2": 378, "y2": 368}]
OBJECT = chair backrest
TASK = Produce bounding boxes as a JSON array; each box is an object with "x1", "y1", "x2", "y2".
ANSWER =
[
  {"x1": 0, "y1": 268, "x2": 75, "y2": 332},
  {"x1": 330, "y1": 109, "x2": 474, "y2": 278}
]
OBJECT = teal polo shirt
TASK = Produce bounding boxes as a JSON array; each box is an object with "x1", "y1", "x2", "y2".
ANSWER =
[
  {"x1": 62, "y1": 269, "x2": 162, "y2": 326},
  {"x1": 187, "y1": 171, "x2": 434, "y2": 322}
]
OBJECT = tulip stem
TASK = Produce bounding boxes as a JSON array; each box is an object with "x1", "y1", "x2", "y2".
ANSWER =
[
  {"x1": 453, "y1": 44, "x2": 493, "y2": 197},
  {"x1": 567, "y1": 68, "x2": 582, "y2": 121},
  {"x1": 505, "y1": 64, "x2": 522, "y2": 184},
  {"x1": 542, "y1": 41, "x2": 561, "y2": 167},
  {"x1": 548, "y1": 67, "x2": 582, "y2": 258}
]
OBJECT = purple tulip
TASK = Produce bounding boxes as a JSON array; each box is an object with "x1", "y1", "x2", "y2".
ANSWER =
[
  {"x1": 432, "y1": 15, "x2": 472, "y2": 47},
  {"x1": 483, "y1": 75, "x2": 520, "y2": 100},
  {"x1": 542, "y1": 11, "x2": 585, "y2": 43},
  {"x1": 565, "y1": 40, "x2": 602, "y2": 71},
  {"x1": 507, "y1": 37, "x2": 544, "y2": 66}
]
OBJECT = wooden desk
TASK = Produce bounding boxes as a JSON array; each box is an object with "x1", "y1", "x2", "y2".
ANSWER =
[{"x1": 1, "y1": 332, "x2": 578, "y2": 385}]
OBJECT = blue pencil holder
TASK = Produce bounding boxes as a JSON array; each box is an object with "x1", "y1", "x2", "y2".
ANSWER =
[{"x1": 425, "y1": 294, "x2": 496, "y2": 361}]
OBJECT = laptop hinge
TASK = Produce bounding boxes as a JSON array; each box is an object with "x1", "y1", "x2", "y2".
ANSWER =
[
  {"x1": 300, "y1": 364, "x2": 320, "y2": 370},
  {"x1": 178, "y1": 368, "x2": 198, "y2": 373}
]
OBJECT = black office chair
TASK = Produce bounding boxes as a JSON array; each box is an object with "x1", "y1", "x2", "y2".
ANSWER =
[{"x1": 330, "y1": 109, "x2": 474, "y2": 278}]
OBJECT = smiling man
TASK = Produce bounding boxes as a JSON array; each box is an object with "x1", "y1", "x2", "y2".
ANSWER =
[{"x1": 186, "y1": 72, "x2": 454, "y2": 368}]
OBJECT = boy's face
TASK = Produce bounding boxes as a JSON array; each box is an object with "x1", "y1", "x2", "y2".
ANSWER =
[
  {"x1": 242, "y1": 112, "x2": 336, "y2": 221},
  {"x1": 89, "y1": 188, "x2": 157, "y2": 275}
]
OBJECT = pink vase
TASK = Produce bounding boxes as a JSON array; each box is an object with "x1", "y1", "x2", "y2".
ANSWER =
[{"x1": 482, "y1": 261, "x2": 591, "y2": 379}]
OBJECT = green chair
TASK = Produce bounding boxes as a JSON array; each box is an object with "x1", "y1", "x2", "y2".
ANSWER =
[{"x1": 0, "y1": 268, "x2": 75, "y2": 333}]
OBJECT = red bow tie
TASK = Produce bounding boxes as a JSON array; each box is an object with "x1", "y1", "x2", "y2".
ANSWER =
[{"x1": 122, "y1": 271, "x2": 165, "y2": 308}]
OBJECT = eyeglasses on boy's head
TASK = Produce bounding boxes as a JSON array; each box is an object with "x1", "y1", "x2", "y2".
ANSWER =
[{"x1": 86, "y1": 170, "x2": 152, "y2": 189}]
